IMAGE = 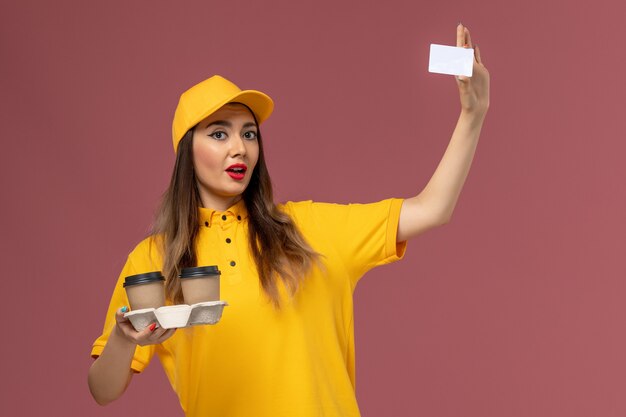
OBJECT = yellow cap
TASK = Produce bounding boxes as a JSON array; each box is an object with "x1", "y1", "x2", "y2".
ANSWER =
[{"x1": 172, "y1": 75, "x2": 274, "y2": 152}]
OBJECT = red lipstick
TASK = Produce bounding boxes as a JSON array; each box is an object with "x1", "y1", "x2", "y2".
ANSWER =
[{"x1": 225, "y1": 164, "x2": 247, "y2": 181}]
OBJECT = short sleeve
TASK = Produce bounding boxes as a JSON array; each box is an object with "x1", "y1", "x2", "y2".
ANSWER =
[
  {"x1": 284, "y1": 198, "x2": 407, "y2": 287},
  {"x1": 90, "y1": 238, "x2": 163, "y2": 373}
]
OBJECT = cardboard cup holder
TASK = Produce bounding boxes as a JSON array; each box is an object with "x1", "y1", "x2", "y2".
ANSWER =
[{"x1": 124, "y1": 301, "x2": 228, "y2": 330}]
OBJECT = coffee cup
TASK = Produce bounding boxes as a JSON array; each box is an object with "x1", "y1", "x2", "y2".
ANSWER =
[
  {"x1": 123, "y1": 271, "x2": 166, "y2": 310},
  {"x1": 179, "y1": 266, "x2": 221, "y2": 305}
]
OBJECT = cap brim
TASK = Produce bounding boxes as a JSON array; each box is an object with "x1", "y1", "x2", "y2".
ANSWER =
[{"x1": 190, "y1": 89, "x2": 274, "y2": 131}]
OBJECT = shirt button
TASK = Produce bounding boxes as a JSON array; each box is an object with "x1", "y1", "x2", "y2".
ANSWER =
[
  {"x1": 230, "y1": 261, "x2": 236, "y2": 267},
  {"x1": 204, "y1": 221, "x2": 209, "y2": 227},
  {"x1": 221, "y1": 215, "x2": 227, "y2": 221},
  {"x1": 237, "y1": 215, "x2": 242, "y2": 221},
  {"x1": 226, "y1": 238, "x2": 231, "y2": 244}
]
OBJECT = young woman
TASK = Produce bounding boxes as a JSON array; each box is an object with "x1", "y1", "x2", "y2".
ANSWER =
[{"x1": 88, "y1": 24, "x2": 489, "y2": 417}]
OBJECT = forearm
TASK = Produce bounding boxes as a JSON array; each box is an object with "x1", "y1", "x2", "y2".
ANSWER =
[
  {"x1": 397, "y1": 110, "x2": 486, "y2": 241},
  {"x1": 88, "y1": 326, "x2": 136, "y2": 405},
  {"x1": 413, "y1": 109, "x2": 486, "y2": 221}
]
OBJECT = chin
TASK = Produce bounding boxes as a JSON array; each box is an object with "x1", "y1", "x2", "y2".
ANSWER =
[{"x1": 222, "y1": 183, "x2": 249, "y2": 196}]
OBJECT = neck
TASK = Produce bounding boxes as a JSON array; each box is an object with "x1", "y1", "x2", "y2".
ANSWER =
[{"x1": 199, "y1": 193, "x2": 243, "y2": 212}]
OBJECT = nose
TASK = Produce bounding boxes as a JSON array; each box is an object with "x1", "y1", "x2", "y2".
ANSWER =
[{"x1": 229, "y1": 135, "x2": 247, "y2": 158}]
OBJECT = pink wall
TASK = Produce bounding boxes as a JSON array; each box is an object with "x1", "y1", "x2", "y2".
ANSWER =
[{"x1": 2, "y1": 0, "x2": 625, "y2": 416}]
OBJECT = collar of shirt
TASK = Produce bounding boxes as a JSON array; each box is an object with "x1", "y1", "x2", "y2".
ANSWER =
[{"x1": 198, "y1": 199, "x2": 248, "y2": 228}]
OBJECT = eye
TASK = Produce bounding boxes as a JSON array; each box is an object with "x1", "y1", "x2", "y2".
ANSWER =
[
  {"x1": 209, "y1": 131, "x2": 227, "y2": 140},
  {"x1": 243, "y1": 131, "x2": 257, "y2": 140}
]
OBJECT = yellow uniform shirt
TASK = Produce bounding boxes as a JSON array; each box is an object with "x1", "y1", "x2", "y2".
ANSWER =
[{"x1": 92, "y1": 198, "x2": 407, "y2": 417}]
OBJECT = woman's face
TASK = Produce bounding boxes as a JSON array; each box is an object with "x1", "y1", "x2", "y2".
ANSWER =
[{"x1": 192, "y1": 103, "x2": 259, "y2": 209}]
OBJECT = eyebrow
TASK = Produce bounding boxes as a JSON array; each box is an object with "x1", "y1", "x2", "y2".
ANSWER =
[
  {"x1": 206, "y1": 120, "x2": 231, "y2": 129},
  {"x1": 205, "y1": 120, "x2": 258, "y2": 130}
]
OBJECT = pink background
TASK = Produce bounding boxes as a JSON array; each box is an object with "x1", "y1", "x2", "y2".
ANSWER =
[{"x1": 2, "y1": 0, "x2": 625, "y2": 416}]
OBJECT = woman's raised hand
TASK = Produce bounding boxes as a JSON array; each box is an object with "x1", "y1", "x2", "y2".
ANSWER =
[
  {"x1": 114, "y1": 307, "x2": 176, "y2": 346},
  {"x1": 455, "y1": 23, "x2": 490, "y2": 115}
]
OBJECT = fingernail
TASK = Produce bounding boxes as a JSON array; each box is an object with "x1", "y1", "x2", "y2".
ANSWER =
[
  {"x1": 121, "y1": 306, "x2": 128, "y2": 313},
  {"x1": 149, "y1": 323, "x2": 157, "y2": 331},
  {"x1": 458, "y1": 21, "x2": 463, "y2": 27}
]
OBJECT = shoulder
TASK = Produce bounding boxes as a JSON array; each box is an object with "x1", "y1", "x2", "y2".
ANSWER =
[
  {"x1": 130, "y1": 234, "x2": 163, "y2": 254},
  {"x1": 279, "y1": 198, "x2": 403, "y2": 220},
  {"x1": 126, "y1": 235, "x2": 164, "y2": 271},
  {"x1": 276, "y1": 199, "x2": 401, "y2": 234},
  {"x1": 277, "y1": 200, "x2": 337, "y2": 223},
  {"x1": 277, "y1": 200, "x2": 333, "y2": 231},
  {"x1": 278, "y1": 200, "x2": 313, "y2": 215}
]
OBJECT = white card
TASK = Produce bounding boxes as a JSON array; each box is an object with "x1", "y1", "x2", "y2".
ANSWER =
[{"x1": 428, "y1": 44, "x2": 474, "y2": 77}]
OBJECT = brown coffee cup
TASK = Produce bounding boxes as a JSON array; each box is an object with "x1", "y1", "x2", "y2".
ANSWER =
[
  {"x1": 180, "y1": 266, "x2": 221, "y2": 305},
  {"x1": 123, "y1": 271, "x2": 166, "y2": 310}
]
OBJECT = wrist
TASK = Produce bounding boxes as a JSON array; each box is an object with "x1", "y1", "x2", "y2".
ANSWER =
[
  {"x1": 111, "y1": 323, "x2": 137, "y2": 348},
  {"x1": 460, "y1": 108, "x2": 487, "y2": 126},
  {"x1": 461, "y1": 106, "x2": 487, "y2": 118}
]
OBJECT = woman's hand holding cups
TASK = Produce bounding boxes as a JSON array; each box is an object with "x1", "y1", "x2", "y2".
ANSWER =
[{"x1": 114, "y1": 307, "x2": 176, "y2": 347}]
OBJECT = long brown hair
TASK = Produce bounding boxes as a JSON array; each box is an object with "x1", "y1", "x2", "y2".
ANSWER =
[{"x1": 152, "y1": 110, "x2": 319, "y2": 308}]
